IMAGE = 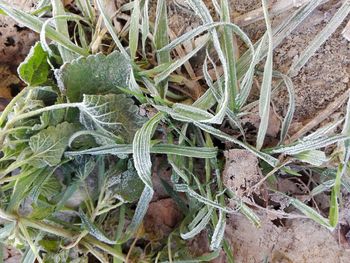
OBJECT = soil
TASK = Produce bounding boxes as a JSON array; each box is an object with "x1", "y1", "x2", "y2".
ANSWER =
[
  {"x1": 0, "y1": 0, "x2": 37, "y2": 101},
  {"x1": 226, "y1": 212, "x2": 350, "y2": 263},
  {"x1": 1, "y1": 0, "x2": 350, "y2": 262}
]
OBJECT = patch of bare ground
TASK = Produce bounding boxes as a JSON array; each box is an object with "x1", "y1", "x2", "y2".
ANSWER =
[
  {"x1": 272, "y1": 1, "x2": 350, "y2": 123},
  {"x1": 0, "y1": 0, "x2": 38, "y2": 101},
  {"x1": 226, "y1": 212, "x2": 350, "y2": 263}
]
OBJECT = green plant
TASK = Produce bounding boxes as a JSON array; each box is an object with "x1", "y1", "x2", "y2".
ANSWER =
[{"x1": 0, "y1": 0, "x2": 349, "y2": 262}]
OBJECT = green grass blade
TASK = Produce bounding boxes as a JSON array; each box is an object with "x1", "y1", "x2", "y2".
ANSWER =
[
  {"x1": 181, "y1": 208, "x2": 213, "y2": 239},
  {"x1": 256, "y1": 0, "x2": 273, "y2": 150},
  {"x1": 76, "y1": 0, "x2": 95, "y2": 24},
  {"x1": 154, "y1": 0, "x2": 170, "y2": 98},
  {"x1": 141, "y1": 0, "x2": 150, "y2": 56},
  {"x1": 51, "y1": 0, "x2": 75, "y2": 62},
  {"x1": 195, "y1": 122, "x2": 278, "y2": 166},
  {"x1": 272, "y1": 134, "x2": 349, "y2": 155},
  {"x1": 220, "y1": 0, "x2": 238, "y2": 110},
  {"x1": 175, "y1": 184, "x2": 233, "y2": 213},
  {"x1": 186, "y1": 0, "x2": 229, "y2": 124},
  {"x1": 289, "y1": 197, "x2": 333, "y2": 230},
  {"x1": 294, "y1": 150, "x2": 327, "y2": 166},
  {"x1": 133, "y1": 112, "x2": 162, "y2": 188},
  {"x1": 210, "y1": 210, "x2": 226, "y2": 250},
  {"x1": 329, "y1": 166, "x2": 342, "y2": 227},
  {"x1": 129, "y1": 0, "x2": 140, "y2": 60},
  {"x1": 237, "y1": 33, "x2": 266, "y2": 108},
  {"x1": 66, "y1": 143, "x2": 217, "y2": 159},
  {"x1": 123, "y1": 185, "x2": 153, "y2": 240},
  {"x1": 273, "y1": 73, "x2": 295, "y2": 144}
]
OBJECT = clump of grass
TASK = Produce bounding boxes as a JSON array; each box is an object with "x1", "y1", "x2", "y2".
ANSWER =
[{"x1": 0, "y1": 0, "x2": 349, "y2": 262}]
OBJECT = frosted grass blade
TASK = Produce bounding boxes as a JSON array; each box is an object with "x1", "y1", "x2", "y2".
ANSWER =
[
  {"x1": 129, "y1": 0, "x2": 140, "y2": 60},
  {"x1": 256, "y1": 0, "x2": 273, "y2": 150}
]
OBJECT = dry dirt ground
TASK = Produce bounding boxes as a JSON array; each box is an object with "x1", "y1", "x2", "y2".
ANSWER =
[{"x1": 1, "y1": 0, "x2": 350, "y2": 262}]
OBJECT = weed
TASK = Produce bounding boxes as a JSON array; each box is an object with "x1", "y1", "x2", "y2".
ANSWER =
[{"x1": 0, "y1": 0, "x2": 349, "y2": 262}]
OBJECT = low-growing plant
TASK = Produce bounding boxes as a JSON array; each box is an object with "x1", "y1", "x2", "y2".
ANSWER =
[{"x1": 0, "y1": 0, "x2": 349, "y2": 262}]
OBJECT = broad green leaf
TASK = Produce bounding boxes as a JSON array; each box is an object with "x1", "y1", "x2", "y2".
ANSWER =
[
  {"x1": 28, "y1": 201, "x2": 55, "y2": 220},
  {"x1": 38, "y1": 239, "x2": 61, "y2": 253},
  {"x1": 32, "y1": 107, "x2": 65, "y2": 130},
  {"x1": 55, "y1": 52, "x2": 131, "y2": 102},
  {"x1": 79, "y1": 94, "x2": 145, "y2": 142},
  {"x1": 7, "y1": 168, "x2": 47, "y2": 211},
  {"x1": 18, "y1": 42, "x2": 49, "y2": 86},
  {"x1": 106, "y1": 161, "x2": 144, "y2": 202},
  {"x1": 29, "y1": 122, "x2": 78, "y2": 167}
]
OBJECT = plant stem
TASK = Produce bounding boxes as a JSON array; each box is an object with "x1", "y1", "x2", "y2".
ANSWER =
[
  {"x1": 0, "y1": 209, "x2": 125, "y2": 261},
  {"x1": 0, "y1": 87, "x2": 32, "y2": 127}
]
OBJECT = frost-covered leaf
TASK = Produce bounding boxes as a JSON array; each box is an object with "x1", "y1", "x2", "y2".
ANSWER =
[
  {"x1": 32, "y1": 108, "x2": 65, "y2": 130},
  {"x1": 106, "y1": 161, "x2": 144, "y2": 202},
  {"x1": 294, "y1": 150, "x2": 327, "y2": 166},
  {"x1": 289, "y1": 197, "x2": 333, "y2": 230},
  {"x1": 18, "y1": 42, "x2": 50, "y2": 86},
  {"x1": 55, "y1": 51, "x2": 131, "y2": 102},
  {"x1": 79, "y1": 94, "x2": 145, "y2": 142},
  {"x1": 0, "y1": 222, "x2": 15, "y2": 239},
  {"x1": 29, "y1": 122, "x2": 78, "y2": 167},
  {"x1": 79, "y1": 209, "x2": 117, "y2": 245}
]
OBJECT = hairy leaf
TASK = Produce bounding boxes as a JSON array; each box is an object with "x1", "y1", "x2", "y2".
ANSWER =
[
  {"x1": 29, "y1": 122, "x2": 78, "y2": 167},
  {"x1": 106, "y1": 161, "x2": 144, "y2": 202},
  {"x1": 55, "y1": 52, "x2": 131, "y2": 102},
  {"x1": 79, "y1": 94, "x2": 145, "y2": 142},
  {"x1": 18, "y1": 42, "x2": 50, "y2": 86}
]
